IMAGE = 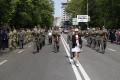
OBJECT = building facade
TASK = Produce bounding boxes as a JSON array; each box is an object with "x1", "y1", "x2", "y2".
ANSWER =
[{"x1": 61, "y1": 0, "x2": 71, "y2": 27}]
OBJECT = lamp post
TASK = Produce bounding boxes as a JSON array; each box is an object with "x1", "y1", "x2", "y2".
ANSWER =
[{"x1": 87, "y1": 0, "x2": 89, "y2": 29}]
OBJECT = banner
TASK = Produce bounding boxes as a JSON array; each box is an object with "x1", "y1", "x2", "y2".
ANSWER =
[
  {"x1": 72, "y1": 18, "x2": 78, "y2": 25},
  {"x1": 77, "y1": 15, "x2": 88, "y2": 22}
]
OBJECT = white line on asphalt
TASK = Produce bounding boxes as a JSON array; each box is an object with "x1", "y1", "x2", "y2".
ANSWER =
[
  {"x1": 108, "y1": 48, "x2": 117, "y2": 52},
  {"x1": 61, "y1": 36, "x2": 91, "y2": 80},
  {"x1": 17, "y1": 50, "x2": 24, "y2": 54},
  {"x1": 61, "y1": 37, "x2": 82, "y2": 80},
  {"x1": 0, "y1": 60, "x2": 8, "y2": 66}
]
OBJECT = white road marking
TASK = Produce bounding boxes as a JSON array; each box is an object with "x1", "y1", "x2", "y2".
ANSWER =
[
  {"x1": 0, "y1": 60, "x2": 8, "y2": 66},
  {"x1": 17, "y1": 50, "x2": 24, "y2": 53},
  {"x1": 62, "y1": 36, "x2": 91, "y2": 80},
  {"x1": 61, "y1": 37, "x2": 82, "y2": 80},
  {"x1": 108, "y1": 48, "x2": 117, "y2": 52}
]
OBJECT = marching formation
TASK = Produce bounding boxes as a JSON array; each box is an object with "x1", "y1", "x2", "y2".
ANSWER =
[
  {"x1": 0, "y1": 27, "x2": 61, "y2": 54},
  {"x1": 85, "y1": 27, "x2": 108, "y2": 54},
  {"x1": 0, "y1": 28, "x2": 32, "y2": 51},
  {"x1": 32, "y1": 28, "x2": 46, "y2": 53},
  {"x1": 66, "y1": 27, "x2": 110, "y2": 66},
  {"x1": 32, "y1": 27, "x2": 61, "y2": 53}
]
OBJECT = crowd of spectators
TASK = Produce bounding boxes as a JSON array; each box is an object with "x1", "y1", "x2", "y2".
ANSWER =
[
  {"x1": 108, "y1": 29, "x2": 120, "y2": 44},
  {"x1": 0, "y1": 28, "x2": 32, "y2": 52}
]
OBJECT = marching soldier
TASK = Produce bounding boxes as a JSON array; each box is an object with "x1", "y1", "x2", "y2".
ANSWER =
[
  {"x1": 32, "y1": 28, "x2": 40, "y2": 53},
  {"x1": 100, "y1": 27, "x2": 108, "y2": 53},
  {"x1": 87, "y1": 29, "x2": 92, "y2": 47},
  {"x1": 0, "y1": 29, "x2": 2, "y2": 50},
  {"x1": 12, "y1": 29, "x2": 17, "y2": 49},
  {"x1": 52, "y1": 28, "x2": 60, "y2": 53},
  {"x1": 95, "y1": 28, "x2": 101, "y2": 52},
  {"x1": 48, "y1": 29, "x2": 52, "y2": 44},
  {"x1": 27, "y1": 29, "x2": 32, "y2": 42},
  {"x1": 91, "y1": 28, "x2": 97, "y2": 49},
  {"x1": 67, "y1": 27, "x2": 75, "y2": 59},
  {"x1": 18, "y1": 29, "x2": 25, "y2": 49},
  {"x1": 38, "y1": 29, "x2": 42, "y2": 50},
  {"x1": 41, "y1": 29, "x2": 46, "y2": 46},
  {"x1": 8, "y1": 30, "x2": 14, "y2": 50}
]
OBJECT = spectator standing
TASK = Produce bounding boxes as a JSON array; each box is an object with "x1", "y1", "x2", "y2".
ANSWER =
[
  {"x1": 1, "y1": 30, "x2": 8, "y2": 50},
  {"x1": 18, "y1": 29, "x2": 25, "y2": 49}
]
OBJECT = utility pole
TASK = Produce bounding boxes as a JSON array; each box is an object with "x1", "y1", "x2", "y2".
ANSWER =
[{"x1": 87, "y1": 0, "x2": 89, "y2": 29}]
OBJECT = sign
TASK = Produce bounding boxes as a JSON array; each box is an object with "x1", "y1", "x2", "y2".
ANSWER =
[
  {"x1": 77, "y1": 15, "x2": 88, "y2": 22},
  {"x1": 72, "y1": 18, "x2": 78, "y2": 25}
]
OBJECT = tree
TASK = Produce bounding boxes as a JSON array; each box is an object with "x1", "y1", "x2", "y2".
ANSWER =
[
  {"x1": 32, "y1": 0, "x2": 54, "y2": 27},
  {"x1": 0, "y1": 0, "x2": 54, "y2": 28},
  {"x1": 65, "y1": 0, "x2": 120, "y2": 29},
  {"x1": 0, "y1": 0, "x2": 19, "y2": 26}
]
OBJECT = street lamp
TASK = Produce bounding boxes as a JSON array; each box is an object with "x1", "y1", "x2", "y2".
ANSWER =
[{"x1": 87, "y1": 0, "x2": 89, "y2": 29}]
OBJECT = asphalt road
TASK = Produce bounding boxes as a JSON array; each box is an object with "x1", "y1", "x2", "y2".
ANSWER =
[{"x1": 0, "y1": 34, "x2": 120, "y2": 80}]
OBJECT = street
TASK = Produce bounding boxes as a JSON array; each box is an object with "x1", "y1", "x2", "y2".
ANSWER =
[{"x1": 0, "y1": 34, "x2": 120, "y2": 80}]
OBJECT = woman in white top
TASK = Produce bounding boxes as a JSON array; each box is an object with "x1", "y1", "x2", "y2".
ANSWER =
[{"x1": 72, "y1": 28, "x2": 82, "y2": 66}]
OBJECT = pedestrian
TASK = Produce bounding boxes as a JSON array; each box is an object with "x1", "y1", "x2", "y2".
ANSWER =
[
  {"x1": 42, "y1": 29, "x2": 46, "y2": 46},
  {"x1": 39, "y1": 29, "x2": 42, "y2": 50},
  {"x1": 32, "y1": 29, "x2": 40, "y2": 53},
  {"x1": 52, "y1": 28, "x2": 60, "y2": 53},
  {"x1": 100, "y1": 27, "x2": 108, "y2": 54},
  {"x1": 109, "y1": 29, "x2": 116, "y2": 43},
  {"x1": 67, "y1": 27, "x2": 74, "y2": 59},
  {"x1": 95, "y1": 28, "x2": 101, "y2": 52},
  {"x1": 72, "y1": 28, "x2": 82, "y2": 67},
  {"x1": 48, "y1": 30, "x2": 52, "y2": 44},
  {"x1": 0, "y1": 29, "x2": 2, "y2": 50},
  {"x1": 115, "y1": 29, "x2": 120, "y2": 44},
  {"x1": 18, "y1": 29, "x2": 24, "y2": 49},
  {"x1": 12, "y1": 29, "x2": 17, "y2": 49},
  {"x1": 1, "y1": 29, "x2": 8, "y2": 50},
  {"x1": 91, "y1": 28, "x2": 96, "y2": 49}
]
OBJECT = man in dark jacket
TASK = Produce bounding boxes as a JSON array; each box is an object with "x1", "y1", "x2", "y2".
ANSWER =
[
  {"x1": 1, "y1": 30, "x2": 8, "y2": 50},
  {"x1": 0, "y1": 29, "x2": 2, "y2": 50}
]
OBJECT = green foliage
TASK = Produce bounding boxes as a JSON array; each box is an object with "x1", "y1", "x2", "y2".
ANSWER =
[
  {"x1": 0, "y1": 0, "x2": 19, "y2": 25},
  {"x1": 0, "y1": 0, "x2": 54, "y2": 28},
  {"x1": 65, "y1": 0, "x2": 120, "y2": 29}
]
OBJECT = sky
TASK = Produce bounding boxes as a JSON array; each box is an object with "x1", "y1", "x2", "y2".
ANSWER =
[{"x1": 53, "y1": 0, "x2": 61, "y2": 17}]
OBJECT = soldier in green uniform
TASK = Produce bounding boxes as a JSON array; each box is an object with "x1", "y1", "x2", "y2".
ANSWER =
[
  {"x1": 18, "y1": 29, "x2": 25, "y2": 49},
  {"x1": 38, "y1": 28, "x2": 42, "y2": 50},
  {"x1": 87, "y1": 28, "x2": 92, "y2": 47},
  {"x1": 8, "y1": 30, "x2": 14, "y2": 50},
  {"x1": 67, "y1": 27, "x2": 74, "y2": 58},
  {"x1": 32, "y1": 28, "x2": 40, "y2": 53},
  {"x1": 41, "y1": 29, "x2": 46, "y2": 47},
  {"x1": 12, "y1": 29, "x2": 17, "y2": 49},
  {"x1": 91, "y1": 28, "x2": 97, "y2": 49},
  {"x1": 27, "y1": 29, "x2": 32, "y2": 42},
  {"x1": 95, "y1": 28, "x2": 102, "y2": 52},
  {"x1": 52, "y1": 28, "x2": 60, "y2": 53},
  {"x1": 100, "y1": 27, "x2": 108, "y2": 54}
]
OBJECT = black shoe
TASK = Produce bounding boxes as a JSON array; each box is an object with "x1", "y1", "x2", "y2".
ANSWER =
[{"x1": 71, "y1": 57, "x2": 73, "y2": 59}]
